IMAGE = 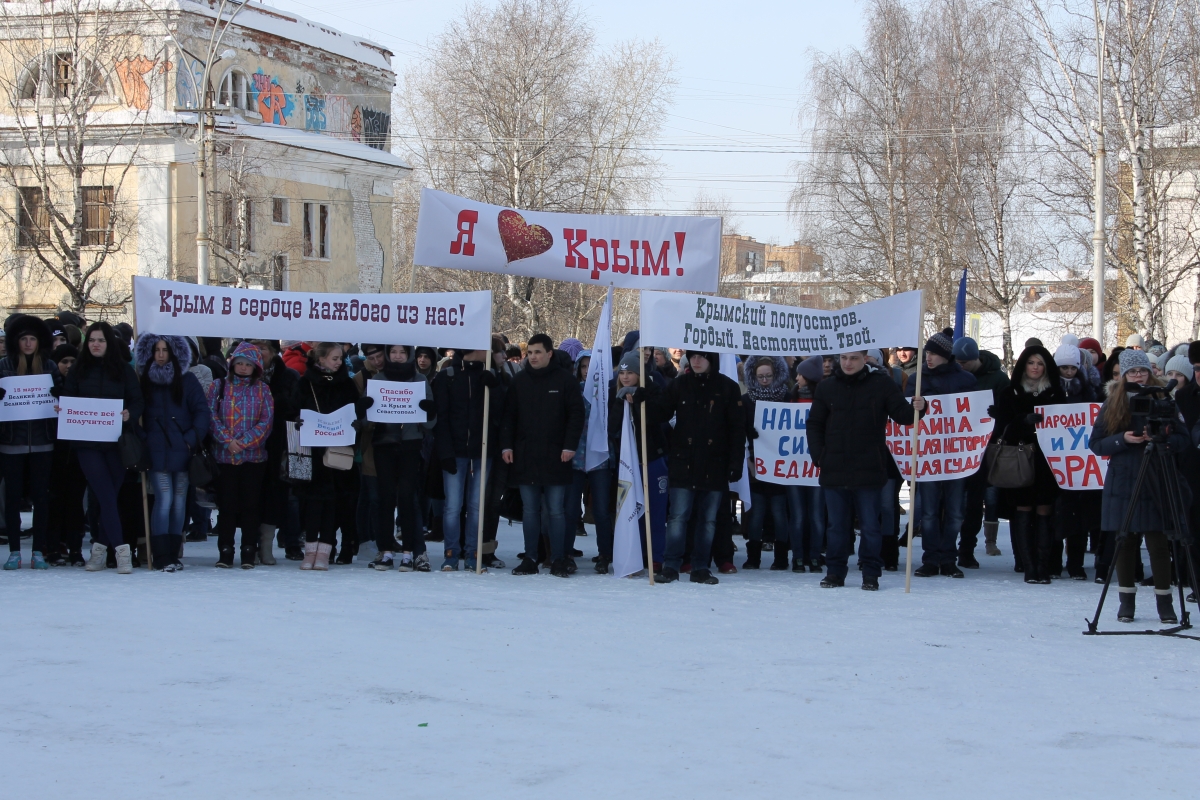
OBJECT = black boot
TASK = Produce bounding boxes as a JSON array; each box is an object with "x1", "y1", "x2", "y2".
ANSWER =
[
  {"x1": 1030, "y1": 514, "x2": 1053, "y2": 584},
  {"x1": 1117, "y1": 591, "x2": 1136, "y2": 622},
  {"x1": 240, "y1": 546, "x2": 257, "y2": 569},
  {"x1": 168, "y1": 534, "x2": 184, "y2": 570},
  {"x1": 216, "y1": 548, "x2": 234, "y2": 568},
  {"x1": 1010, "y1": 517, "x2": 1025, "y2": 572},
  {"x1": 1011, "y1": 511, "x2": 1034, "y2": 581},
  {"x1": 769, "y1": 543, "x2": 789, "y2": 571},
  {"x1": 151, "y1": 536, "x2": 172, "y2": 571},
  {"x1": 1156, "y1": 592, "x2": 1178, "y2": 624},
  {"x1": 742, "y1": 541, "x2": 762, "y2": 570}
]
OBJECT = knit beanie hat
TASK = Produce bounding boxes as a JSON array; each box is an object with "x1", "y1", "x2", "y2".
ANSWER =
[
  {"x1": 865, "y1": 348, "x2": 883, "y2": 365},
  {"x1": 1149, "y1": 344, "x2": 1166, "y2": 358},
  {"x1": 1117, "y1": 348, "x2": 1152, "y2": 376},
  {"x1": 617, "y1": 350, "x2": 640, "y2": 375},
  {"x1": 1061, "y1": 334, "x2": 1079, "y2": 346},
  {"x1": 924, "y1": 327, "x2": 955, "y2": 361},
  {"x1": 797, "y1": 355, "x2": 825, "y2": 384},
  {"x1": 1164, "y1": 354, "x2": 1192, "y2": 380},
  {"x1": 1025, "y1": 337, "x2": 1043, "y2": 348},
  {"x1": 1079, "y1": 337, "x2": 1103, "y2": 364},
  {"x1": 685, "y1": 350, "x2": 717, "y2": 368},
  {"x1": 951, "y1": 336, "x2": 979, "y2": 362},
  {"x1": 1125, "y1": 333, "x2": 1145, "y2": 349},
  {"x1": 1053, "y1": 344, "x2": 1081, "y2": 369},
  {"x1": 51, "y1": 343, "x2": 78, "y2": 363}
]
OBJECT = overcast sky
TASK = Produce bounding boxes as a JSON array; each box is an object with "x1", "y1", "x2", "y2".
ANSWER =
[{"x1": 265, "y1": 0, "x2": 866, "y2": 244}]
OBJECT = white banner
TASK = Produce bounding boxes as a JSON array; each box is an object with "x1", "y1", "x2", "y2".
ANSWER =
[
  {"x1": 132, "y1": 277, "x2": 492, "y2": 349},
  {"x1": 299, "y1": 404, "x2": 357, "y2": 447},
  {"x1": 1035, "y1": 402, "x2": 1107, "y2": 490},
  {"x1": 718, "y1": 354, "x2": 752, "y2": 509},
  {"x1": 753, "y1": 400, "x2": 820, "y2": 486},
  {"x1": 413, "y1": 188, "x2": 721, "y2": 292},
  {"x1": 583, "y1": 287, "x2": 613, "y2": 471},
  {"x1": 0, "y1": 374, "x2": 56, "y2": 421},
  {"x1": 612, "y1": 401, "x2": 645, "y2": 579},
  {"x1": 885, "y1": 391, "x2": 994, "y2": 482},
  {"x1": 57, "y1": 397, "x2": 123, "y2": 442},
  {"x1": 639, "y1": 290, "x2": 923, "y2": 356},
  {"x1": 365, "y1": 380, "x2": 427, "y2": 424}
]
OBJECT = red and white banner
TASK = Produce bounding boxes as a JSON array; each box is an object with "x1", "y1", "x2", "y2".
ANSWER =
[
  {"x1": 132, "y1": 277, "x2": 492, "y2": 349},
  {"x1": 886, "y1": 391, "x2": 994, "y2": 482},
  {"x1": 413, "y1": 188, "x2": 721, "y2": 292},
  {"x1": 1034, "y1": 402, "x2": 1107, "y2": 490},
  {"x1": 752, "y1": 400, "x2": 820, "y2": 486}
]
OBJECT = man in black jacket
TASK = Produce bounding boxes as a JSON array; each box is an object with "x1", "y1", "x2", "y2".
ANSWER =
[
  {"x1": 251, "y1": 340, "x2": 301, "y2": 561},
  {"x1": 434, "y1": 349, "x2": 507, "y2": 570},
  {"x1": 647, "y1": 350, "x2": 745, "y2": 585},
  {"x1": 500, "y1": 334, "x2": 584, "y2": 577},
  {"x1": 808, "y1": 351, "x2": 924, "y2": 590}
]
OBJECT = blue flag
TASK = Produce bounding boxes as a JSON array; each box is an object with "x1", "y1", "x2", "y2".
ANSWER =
[{"x1": 953, "y1": 269, "x2": 968, "y2": 339}]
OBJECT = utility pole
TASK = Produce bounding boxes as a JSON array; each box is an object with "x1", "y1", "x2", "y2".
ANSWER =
[{"x1": 1092, "y1": 0, "x2": 1107, "y2": 345}]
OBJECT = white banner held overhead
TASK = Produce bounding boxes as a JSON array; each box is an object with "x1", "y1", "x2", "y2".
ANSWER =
[
  {"x1": 365, "y1": 381, "x2": 427, "y2": 424},
  {"x1": 885, "y1": 391, "x2": 994, "y2": 482},
  {"x1": 0, "y1": 374, "x2": 56, "y2": 422},
  {"x1": 413, "y1": 188, "x2": 721, "y2": 292},
  {"x1": 299, "y1": 404, "x2": 357, "y2": 447},
  {"x1": 583, "y1": 287, "x2": 613, "y2": 471},
  {"x1": 639, "y1": 290, "x2": 923, "y2": 356},
  {"x1": 1035, "y1": 402, "x2": 1108, "y2": 490},
  {"x1": 57, "y1": 397, "x2": 123, "y2": 442},
  {"x1": 132, "y1": 277, "x2": 492, "y2": 349},
  {"x1": 753, "y1": 400, "x2": 820, "y2": 486}
]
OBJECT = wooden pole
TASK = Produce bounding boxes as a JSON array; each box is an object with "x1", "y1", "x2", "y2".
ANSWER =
[
  {"x1": 475, "y1": 383, "x2": 490, "y2": 575},
  {"x1": 131, "y1": 276, "x2": 153, "y2": 571},
  {"x1": 903, "y1": 292, "x2": 927, "y2": 593},
  {"x1": 639, "y1": 347, "x2": 655, "y2": 585}
]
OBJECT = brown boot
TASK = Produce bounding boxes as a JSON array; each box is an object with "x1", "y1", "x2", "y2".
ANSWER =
[
  {"x1": 314, "y1": 542, "x2": 332, "y2": 571},
  {"x1": 299, "y1": 542, "x2": 318, "y2": 570},
  {"x1": 984, "y1": 521, "x2": 1001, "y2": 556}
]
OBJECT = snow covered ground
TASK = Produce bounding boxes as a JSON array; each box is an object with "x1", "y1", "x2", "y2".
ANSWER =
[{"x1": 3, "y1": 517, "x2": 1198, "y2": 799}]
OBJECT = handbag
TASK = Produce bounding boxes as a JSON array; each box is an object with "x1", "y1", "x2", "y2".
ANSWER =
[
  {"x1": 119, "y1": 430, "x2": 145, "y2": 470},
  {"x1": 322, "y1": 445, "x2": 355, "y2": 471},
  {"x1": 281, "y1": 420, "x2": 312, "y2": 483},
  {"x1": 985, "y1": 426, "x2": 1036, "y2": 488},
  {"x1": 189, "y1": 442, "x2": 220, "y2": 488}
]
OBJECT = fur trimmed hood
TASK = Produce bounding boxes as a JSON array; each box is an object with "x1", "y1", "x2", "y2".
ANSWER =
[
  {"x1": 3, "y1": 314, "x2": 52, "y2": 357},
  {"x1": 134, "y1": 333, "x2": 192, "y2": 372}
]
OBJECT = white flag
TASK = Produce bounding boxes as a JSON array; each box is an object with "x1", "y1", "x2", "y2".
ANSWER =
[
  {"x1": 583, "y1": 286, "x2": 613, "y2": 471},
  {"x1": 612, "y1": 401, "x2": 645, "y2": 578},
  {"x1": 718, "y1": 354, "x2": 752, "y2": 511}
]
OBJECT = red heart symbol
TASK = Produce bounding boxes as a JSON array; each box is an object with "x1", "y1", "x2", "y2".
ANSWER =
[{"x1": 497, "y1": 210, "x2": 553, "y2": 263}]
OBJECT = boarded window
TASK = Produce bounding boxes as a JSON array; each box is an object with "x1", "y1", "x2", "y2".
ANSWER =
[
  {"x1": 81, "y1": 186, "x2": 113, "y2": 246},
  {"x1": 303, "y1": 202, "x2": 329, "y2": 259},
  {"x1": 272, "y1": 197, "x2": 288, "y2": 224},
  {"x1": 17, "y1": 187, "x2": 50, "y2": 247}
]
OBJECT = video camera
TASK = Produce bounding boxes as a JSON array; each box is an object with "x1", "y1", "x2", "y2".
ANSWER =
[{"x1": 1129, "y1": 382, "x2": 1178, "y2": 441}]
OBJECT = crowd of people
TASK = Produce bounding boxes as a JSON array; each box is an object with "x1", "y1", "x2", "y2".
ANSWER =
[{"x1": 1, "y1": 309, "x2": 1198, "y2": 624}]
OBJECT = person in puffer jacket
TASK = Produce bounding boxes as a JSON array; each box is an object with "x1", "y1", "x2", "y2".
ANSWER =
[
  {"x1": 135, "y1": 333, "x2": 210, "y2": 572},
  {"x1": 0, "y1": 315, "x2": 62, "y2": 570},
  {"x1": 206, "y1": 341, "x2": 273, "y2": 569}
]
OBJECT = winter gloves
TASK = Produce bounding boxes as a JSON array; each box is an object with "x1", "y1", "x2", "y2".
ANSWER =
[
  {"x1": 441, "y1": 458, "x2": 458, "y2": 475},
  {"x1": 419, "y1": 398, "x2": 435, "y2": 412},
  {"x1": 480, "y1": 370, "x2": 499, "y2": 389}
]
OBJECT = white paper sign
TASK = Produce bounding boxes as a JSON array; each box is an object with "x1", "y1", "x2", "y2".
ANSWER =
[
  {"x1": 753, "y1": 400, "x2": 821, "y2": 486},
  {"x1": 365, "y1": 381, "x2": 427, "y2": 423},
  {"x1": 885, "y1": 391, "x2": 995, "y2": 482},
  {"x1": 299, "y1": 404, "x2": 357, "y2": 447},
  {"x1": 639, "y1": 290, "x2": 923, "y2": 356},
  {"x1": 0, "y1": 374, "x2": 57, "y2": 421},
  {"x1": 1035, "y1": 402, "x2": 1108, "y2": 489},
  {"x1": 133, "y1": 276, "x2": 492, "y2": 349},
  {"x1": 57, "y1": 397, "x2": 124, "y2": 442},
  {"x1": 414, "y1": 188, "x2": 722, "y2": 292}
]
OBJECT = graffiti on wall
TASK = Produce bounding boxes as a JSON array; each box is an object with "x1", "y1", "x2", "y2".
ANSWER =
[
  {"x1": 252, "y1": 69, "x2": 294, "y2": 125},
  {"x1": 304, "y1": 94, "x2": 326, "y2": 132},
  {"x1": 175, "y1": 57, "x2": 204, "y2": 109},
  {"x1": 301, "y1": 93, "x2": 389, "y2": 149},
  {"x1": 359, "y1": 107, "x2": 389, "y2": 150},
  {"x1": 115, "y1": 56, "x2": 158, "y2": 111}
]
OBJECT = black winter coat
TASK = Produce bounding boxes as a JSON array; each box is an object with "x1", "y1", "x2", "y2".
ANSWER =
[
  {"x1": 650, "y1": 370, "x2": 745, "y2": 492},
  {"x1": 609, "y1": 381, "x2": 668, "y2": 465},
  {"x1": 808, "y1": 365, "x2": 916, "y2": 489},
  {"x1": 433, "y1": 359, "x2": 507, "y2": 460},
  {"x1": 499, "y1": 362, "x2": 584, "y2": 486},
  {"x1": 0, "y1": 356, "x2": 62, "y2": 451},
  {"x1": 991, "y1": 347, "x2": 1067, "y2": 511},
  {"x1": 61, "y1": 360, "x2": 144, "y2": 451},
  {"x1": 294, "y1": 364, "x2": 361, "y2": 481},
  {"x1": 264, "y1": 356, "x2": 301, "y2": 461},
  {"x1": 905, "y1": 360, "x2": 977, "y2": 397},
  {"x1": 1090, "y1": 394, "x2": 1192, "y2": 533}
]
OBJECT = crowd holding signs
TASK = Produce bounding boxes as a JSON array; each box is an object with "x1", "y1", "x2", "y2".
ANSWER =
[{"x1": 1035, "y1": 402, "x2": 1108, "y2": 490}]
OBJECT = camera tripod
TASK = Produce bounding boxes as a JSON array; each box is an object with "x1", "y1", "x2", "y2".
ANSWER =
[{"x1": 1084, "y1": 437, "x2": 1200, "y2": 641}]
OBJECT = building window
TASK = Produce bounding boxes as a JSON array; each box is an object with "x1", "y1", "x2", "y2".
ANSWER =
[
  {"x1": 18, "y1": 52, "x2": 106, "y2": 100},
  {"x1": 81, "y1": 186, "x2": 114, "y2": 247},
  {"x1": 767, "y1": 260, "x2": 783, "y2": 273},
  {"x1": 272, "y1": 197, "x2": 289, "y2": 225},
  {"x1": 271, "y1": 253, "x2": 289, "y2": 291},
  {"x1": 219, "y1": 196, "x2": 254, "y2": 252},
  {"x1": 217, "y1": 68, "x2": 255, "y2": 113},
  {"x1": 18, "y1": 187, "x2": 50, "y2": 247},
  {"x1": 303, "y1": 202, "x2": 329, "y2": 259}
]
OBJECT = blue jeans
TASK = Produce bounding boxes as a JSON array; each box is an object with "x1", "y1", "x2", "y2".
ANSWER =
[
  {"x1": 786, "y1": 485, "x2": 824, "y2": 562},
  {"x1": 664, "y1": 488, "x2": 722, "y2": 572},
  {"x1": 917, "y1": 478, "x2": 967, "y2": 566},
  {"x1": 443, "y1": 457, "x2": 491, "y2": 561},
  {"x1": 567, "y1": 468, "x2": 614, "y2": 560},
  {"x1": 149, "y1": 470, "x2": 189, "y2": 538},
  {"x1": 519, "y1": 484, "x2": 568, "y2": 563},
  {"x1": 824, "y1": 487, "x2": 883, "y2": 579},
  {"x1": 747, "y1": 489, "x2": 788, "y2": 544}
]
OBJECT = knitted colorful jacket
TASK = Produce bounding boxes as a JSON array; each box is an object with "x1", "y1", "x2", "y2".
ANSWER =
[{"x1": 206, "y1": 341, "x2": 274, "y2": 465}]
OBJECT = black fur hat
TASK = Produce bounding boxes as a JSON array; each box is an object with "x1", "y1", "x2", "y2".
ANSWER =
[{"x1": 4, "y1": 314, "x2": 52, "y2": 356}]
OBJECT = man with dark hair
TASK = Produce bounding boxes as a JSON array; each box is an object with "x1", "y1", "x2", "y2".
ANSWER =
[
  {"x1": 501, "y1": 333, "x2": 584, "y2": 577},
  {"x1": 808, "y1": 351, "x2": 924, "y2": 590},
  {"x1": 647, "y1": 350, "x2": 745, "y2": 585}
]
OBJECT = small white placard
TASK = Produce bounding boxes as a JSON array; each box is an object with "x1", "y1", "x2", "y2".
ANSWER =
[
  {"x1": 299, "y1": 403, "x2": 357, "y2": 447},
  {"x1": 0, "y1": 374, "x2": 57, "y2": 421},
  {"x1": 57, "y1": 396, "x2": 124, "y2": 442},
  {"x1": 365, "y1": 380, "x2": 427, "y2": 424}
]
